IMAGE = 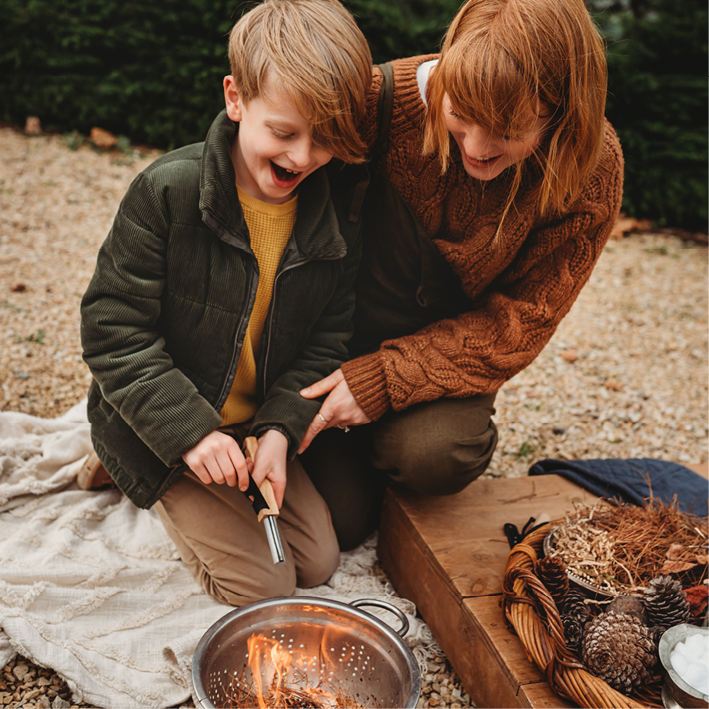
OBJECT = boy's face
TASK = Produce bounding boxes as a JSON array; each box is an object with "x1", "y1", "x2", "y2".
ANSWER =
[{"x1": 224, "y1": 76, "x2": 333, "y2": 204}]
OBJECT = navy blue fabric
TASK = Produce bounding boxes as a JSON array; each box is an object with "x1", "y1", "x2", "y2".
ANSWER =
[{"x1": 528, "y1": 458, "x2": 708, "y2": 517}]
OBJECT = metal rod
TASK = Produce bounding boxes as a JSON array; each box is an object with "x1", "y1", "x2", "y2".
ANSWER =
[{"x1": 264, "y1": 516, "x2": 286, "y2": 565}]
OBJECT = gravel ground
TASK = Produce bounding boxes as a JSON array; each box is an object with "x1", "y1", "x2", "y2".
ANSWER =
[{"x1": 0, "y1": 126, "x2": 706, "y2": 708}]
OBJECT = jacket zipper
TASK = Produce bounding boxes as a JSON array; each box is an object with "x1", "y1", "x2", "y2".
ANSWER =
[
  {"x1": 259, "y1": 253, "x2": 344, "y2": 401},
  {"x1": 215, "y1": 256, "x2": 259, "y2": 412}
]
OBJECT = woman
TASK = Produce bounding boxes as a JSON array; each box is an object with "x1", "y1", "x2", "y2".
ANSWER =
[{"x1": 298, "y1": 0, "x2": 624, "y2": 549}]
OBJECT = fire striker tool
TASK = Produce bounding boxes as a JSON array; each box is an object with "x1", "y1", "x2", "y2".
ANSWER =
[{"x1": 243, "y1": 436, "x2": 286, "y2": 566}]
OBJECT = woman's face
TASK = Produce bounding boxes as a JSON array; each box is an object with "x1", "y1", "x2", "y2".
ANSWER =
[{"x1": 442, "y1": 93, "x2": 552, "y2": 181}]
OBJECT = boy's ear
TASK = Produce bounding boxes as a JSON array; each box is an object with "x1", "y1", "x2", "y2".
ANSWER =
[{"x1": 224, "y1": 76, "x2": 243, "y2": 122}]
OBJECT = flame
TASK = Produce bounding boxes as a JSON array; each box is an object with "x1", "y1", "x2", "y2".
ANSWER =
[
  {"x1": 246, "y1": 634, "x2": 293, "y2": 707},
  {"x1": 319, "y1": 625, "x2": 358, "y2": 677},
  {"x1": 245, "y1": 631, "x2": 352, "y2": 708}
]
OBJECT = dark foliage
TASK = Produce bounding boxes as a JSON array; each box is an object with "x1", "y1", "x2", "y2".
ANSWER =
[
  {"x1": 0, "y1": 0, "x2": 239, "y2": 150},
  {"x1": 0, "y1": 0, "x2": 459, "y2": 149},
  {"x1": 345, "y1": 0, "x2": 460, "y2": 62},
  {"x1": 593, "y1": 0, "x2": 708, "y2": 227},
  {"x1": 0, "y1": 0, "x2": 706, "y2": 227}
]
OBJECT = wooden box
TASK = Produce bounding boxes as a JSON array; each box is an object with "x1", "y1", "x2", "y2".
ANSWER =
[{"x1": 378, "y1": 465, "x2": 707, "y2": 707}]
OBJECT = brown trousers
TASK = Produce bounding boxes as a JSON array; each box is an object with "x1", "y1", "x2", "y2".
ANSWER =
[
  {"x1": 155, "y1": 423, "x2": 339, "y2": 607},
  {"x1": 301, "y1": 393, "x2": 498, "y2": 551}
]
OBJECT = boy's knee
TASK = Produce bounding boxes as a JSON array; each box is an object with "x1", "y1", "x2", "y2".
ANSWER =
[
  {"x1": 371, "y1": 395, "x2": 499, "y2": 496},
  {"x1": 198, "y1": 558, "x2": 297, "y2": 607},
  {"x1": 297, "y1": 541, "x2": 340, "y2": 589}
]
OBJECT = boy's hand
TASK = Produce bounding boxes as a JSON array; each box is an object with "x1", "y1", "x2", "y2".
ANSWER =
[
  {"x1": 248, "y1": 429, "x2": 289, "y2": 509},
  {"x1": 298, "y1": 369, "x2": 371, "y2": 453},
  {"x1": 182, "y1": 430, "x2": 250, "y2": 490}
]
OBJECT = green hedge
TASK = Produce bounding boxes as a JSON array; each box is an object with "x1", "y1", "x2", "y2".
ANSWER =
[
  {"x1": 0, "y1": 0, "x2": 458, "y2": 150},
  {"x1": 595, "y1": 0, "x2": 707, "y2": 228},
  {"x1": 0, "y1": 0, "x2": 237, "y2": 150},
  {"x1": 1, "y1": 0, "x2": 706, "y2": 227}
]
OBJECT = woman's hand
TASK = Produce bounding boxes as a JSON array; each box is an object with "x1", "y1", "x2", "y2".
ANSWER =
[
  {"x1": 298, "y1": 369, "x2": 371, "y2": 454},
  {"x1": 182, "y1": 430, "x2": 249, "y2": 489},
  {"x1": 249, "y1": 429, "x2": 289, "y2": 508}
]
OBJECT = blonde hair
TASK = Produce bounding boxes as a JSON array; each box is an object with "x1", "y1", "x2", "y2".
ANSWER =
[
  {"x1": 228, "y1": 0, "x2": 372, "y2": 164},
  {"x1": 424, "y1": 0, "x2": 607, "y2": 216}
]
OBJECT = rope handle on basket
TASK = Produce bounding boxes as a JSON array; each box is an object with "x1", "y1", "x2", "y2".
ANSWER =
[{"x1": 503, "y1": 566, "x2": 583, "y2": 668}]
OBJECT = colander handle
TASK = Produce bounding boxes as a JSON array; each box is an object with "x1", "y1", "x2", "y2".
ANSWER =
[{"x1": 350, "y1": 599, "x2": 410, "y2": 638}]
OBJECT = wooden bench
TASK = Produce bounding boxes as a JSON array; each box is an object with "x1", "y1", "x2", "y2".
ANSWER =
[{"x1": 377, "y1": 464, "x2": 707, "y2": 708}]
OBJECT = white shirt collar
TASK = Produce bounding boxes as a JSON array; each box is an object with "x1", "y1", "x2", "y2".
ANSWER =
[{"x1": 416, "y1": 59, "x2": 439, "y2": 106}]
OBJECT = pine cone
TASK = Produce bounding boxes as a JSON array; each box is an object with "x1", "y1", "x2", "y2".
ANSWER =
[
  {"x1": 643, "y1": 575, "x2": 691, "y2": 630},
  {"x1": 607, "y1": 595, "x2": 647, "y2": 624},
  {"x1": 562, "y1": 588, "x2": 594, "y2": 624},
  {"x1": 582, "y1": 611, "x2": 657, "y2": 694},
  {"x1": 648, "y1": 626, "x2": 665, "y2": 645},
  {"x1": 561, "y1": 614, "x2": 584, "y2": 653},
  {"x1": 535, "y1": 556, "x2": 570, "y2": 605}
]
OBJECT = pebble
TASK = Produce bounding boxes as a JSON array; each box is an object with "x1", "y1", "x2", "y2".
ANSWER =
[
  {"x1": 0, "y1": 658, "x2": 81, "y2": 709},
  {"x1": 11, "y1": 667, "x2": 27, "y2": 683}
]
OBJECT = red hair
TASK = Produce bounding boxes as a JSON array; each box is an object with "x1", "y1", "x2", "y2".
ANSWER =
[
  {"x1": 229, "y1": 0, "x2": 372, "y2": 164},
  {"x1": 424, "y1": 0, "x2": 607, "y2": 216}
]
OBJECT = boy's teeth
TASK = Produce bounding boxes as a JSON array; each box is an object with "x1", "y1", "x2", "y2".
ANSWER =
[{"x1": 272, "y1": 162, "x2": 300, "y2": 181}]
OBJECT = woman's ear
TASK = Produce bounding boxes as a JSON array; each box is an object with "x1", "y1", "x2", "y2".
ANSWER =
[{"x1": 223, "y1": 76, "x2": 243, "y2": 122}]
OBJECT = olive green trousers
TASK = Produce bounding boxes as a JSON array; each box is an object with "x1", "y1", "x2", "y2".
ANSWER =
[{"x1": 300, "y1": 393, "x2": 498, "y2": 551}]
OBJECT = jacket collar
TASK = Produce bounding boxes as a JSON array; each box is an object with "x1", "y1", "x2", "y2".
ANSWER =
[{"x1": 199, "y1": 110, "x2": 346, "y2": 260}]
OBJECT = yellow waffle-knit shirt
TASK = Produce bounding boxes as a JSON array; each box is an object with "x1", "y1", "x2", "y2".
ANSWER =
[{"x1": 220, "y1": 186, "x2": 297, "y2": 424}]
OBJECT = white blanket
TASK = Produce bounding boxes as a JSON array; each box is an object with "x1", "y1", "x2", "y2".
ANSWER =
[{"x1": 0, "y1": 401, "x2": 438, "y2": 708}]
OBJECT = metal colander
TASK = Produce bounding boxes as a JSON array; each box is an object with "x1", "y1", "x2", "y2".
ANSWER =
[{"x1": 192, "y1": 596, "x2": 422, "y2": 708}]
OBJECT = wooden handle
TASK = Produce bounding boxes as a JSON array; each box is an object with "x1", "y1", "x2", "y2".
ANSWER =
[{"x1": 243, "y1": 436, "x2": 279, "y2": 522}]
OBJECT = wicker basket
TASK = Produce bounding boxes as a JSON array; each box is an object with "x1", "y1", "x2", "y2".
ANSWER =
[{"x1": 502, "y1": 522, "x2": 662, "y2": 709}]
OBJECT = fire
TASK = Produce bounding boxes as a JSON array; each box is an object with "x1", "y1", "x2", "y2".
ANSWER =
[
  {"x1": 247, "y1": 634, "x2": 293, "y2": 708},
  {"x1": 240, "y1": 631, "x2": 363, "y2": 709}
]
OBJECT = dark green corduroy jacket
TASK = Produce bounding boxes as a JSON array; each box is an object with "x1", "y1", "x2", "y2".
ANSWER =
[{"x1": 80, "y1": 111, "x2": 363, "y2": 509}]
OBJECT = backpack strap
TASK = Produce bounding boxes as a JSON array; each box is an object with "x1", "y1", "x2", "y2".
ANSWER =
[
  {"x1": 371, "y1": 61, "x2": 395, "y2": 166},
  {"x1": 348, "y1": 62, "x2": 395, "y2": 223}
]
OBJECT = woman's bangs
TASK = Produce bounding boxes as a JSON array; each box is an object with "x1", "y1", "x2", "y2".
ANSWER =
[{"x1": 444, "y1": 40, "x2": 538, "y2": 139}]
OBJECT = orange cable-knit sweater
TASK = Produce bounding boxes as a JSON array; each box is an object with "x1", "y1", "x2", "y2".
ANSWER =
[{"x1": 340, "y1": 55, "x2": 625, "y2": 420}]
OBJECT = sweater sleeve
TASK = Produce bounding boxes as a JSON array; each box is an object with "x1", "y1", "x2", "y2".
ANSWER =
[{"x1": 342, "y1": 128, "x2": 624, "y2": 420}]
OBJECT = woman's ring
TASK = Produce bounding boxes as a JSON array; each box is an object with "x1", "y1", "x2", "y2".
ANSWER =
[
  {"x1": 318, "y1": 413, "x2": 327, "y2": 424},
  {"x1": 337, "y1": 424, "x2": 351, "y2": 433}
]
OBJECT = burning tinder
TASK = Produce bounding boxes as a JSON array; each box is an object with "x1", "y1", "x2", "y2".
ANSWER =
[{"x1": 220, "y1": 633, "x2": 367, "y2": 709}]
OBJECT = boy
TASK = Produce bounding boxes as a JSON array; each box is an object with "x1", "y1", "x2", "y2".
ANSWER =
[{"x1": 80, "y1": 0, "x2": 372, "y2": 605}]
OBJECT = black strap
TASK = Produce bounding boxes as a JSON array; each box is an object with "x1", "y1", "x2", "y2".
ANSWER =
[
  {"x1": 347, "y1": 62, "x2": 395, "y2": 223},
  {"x1": 504, "y1": 516, "x2": 549, "y2": 549}
]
